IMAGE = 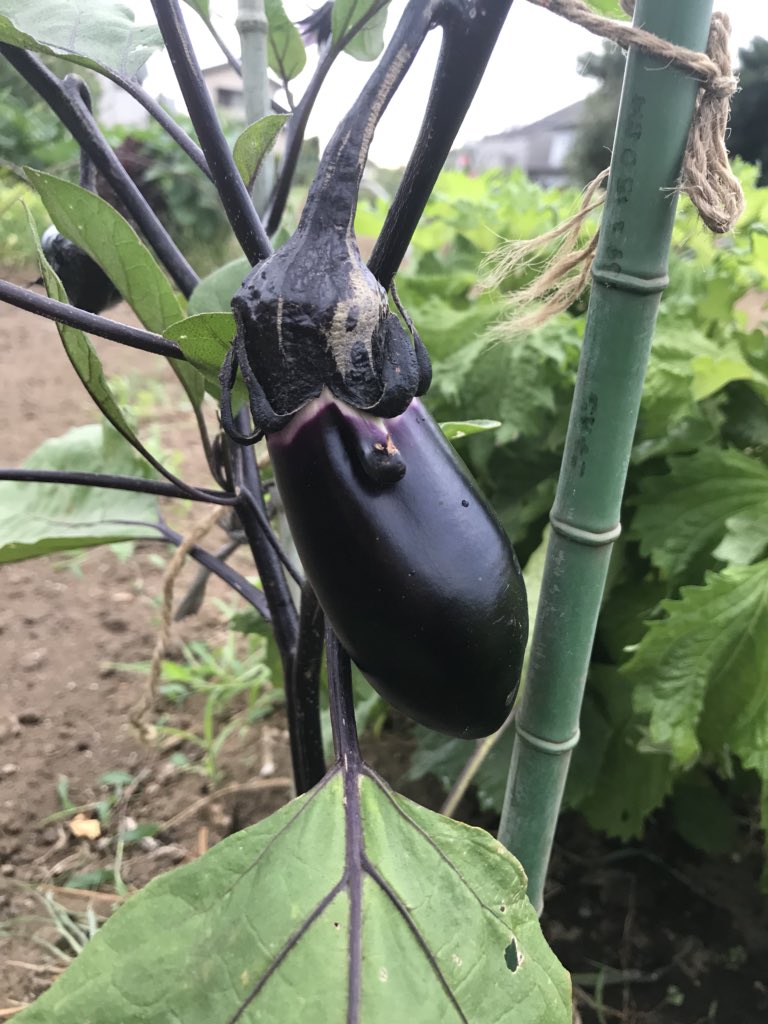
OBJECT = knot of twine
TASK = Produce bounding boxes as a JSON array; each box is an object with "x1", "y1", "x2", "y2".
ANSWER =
[
  {"x1": 488, "y1": 0, "x2": 745, "y2": 334},
  {"x1": 535, "y1": 0, "x2": 742, "y2": 233}
]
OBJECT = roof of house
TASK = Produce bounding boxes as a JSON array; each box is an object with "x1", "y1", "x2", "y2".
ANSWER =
[{"x1": 479, "y1": 99, "x2": 588, "y2": 142}]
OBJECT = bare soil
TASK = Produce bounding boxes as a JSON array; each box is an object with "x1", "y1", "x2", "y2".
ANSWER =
[{"x1": 0, "y1": 287, "x2": 766, "y2": 1022}]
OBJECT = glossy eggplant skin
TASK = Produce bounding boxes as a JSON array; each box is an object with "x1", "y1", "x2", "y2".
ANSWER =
[
  {"x1": 41, "y1": 228, "x2": 121, "y2": 314},
  {"x1": 268, "y1": 394, "x2": 528, "y2": 739}
]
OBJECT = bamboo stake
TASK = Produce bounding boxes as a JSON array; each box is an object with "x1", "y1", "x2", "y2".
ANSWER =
[
  {"x1": 497, "y1": 0, "x2": 716, "y2": 912},
  {"x1": 237, "y1": 0, "x2": 274, "y2": 213}
]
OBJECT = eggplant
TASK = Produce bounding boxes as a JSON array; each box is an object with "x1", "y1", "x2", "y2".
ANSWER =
[
  {"x1": 268, "y1": 392, "x2": 528, "y2": 739},
  {"x1": 41, "y1": 227, "x2": 121, "y2": 314}
]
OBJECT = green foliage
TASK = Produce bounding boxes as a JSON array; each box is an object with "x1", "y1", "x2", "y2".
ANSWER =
[
  {"x1": 729, "y1": 37, "x2": 768, "y2": 187},
  {"x1": 265, "y1": 0, "x2": 306, "y2": 81},
  {"x1": 0, "y1": 423, "x2": 159, "y2": 563},
  {"x1": 16, "y1": 769, "x2": 570, "y2": 1024},
  {"x1": 0, "y1": 183, "x2": 48, "y2": 268},
  {"x1": 121, "y1": 635, "x2": 279, "y2": 783},
  {"x1": 332, "y1": 0, "x2": 391, "y2": 61},
  {"x1": 567, "y1": 43, "x2": 626, "y2": 185},
  {"x1": 0, "y1": 0, "x2": 163, "y2": 76},
  {"x1": 104, "y1": 118, "x2": 239, "y2": 274},
  {"x1": 233, "y1": 114, "x2": 290, "y2": 189},
  {"x1": 164, "y1": 312, "x2": 247, "y2": 407},
  {"x1": 28, "y1": 168, "x2": 205, "y2": 407},
  {"x1": 388, "y1": 163, "x2": 768, "y2": 859}
]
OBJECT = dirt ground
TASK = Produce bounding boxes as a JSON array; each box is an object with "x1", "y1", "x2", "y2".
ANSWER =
[{"x1": 1, "y1": 288, "x2": 767, "y2": 1022}]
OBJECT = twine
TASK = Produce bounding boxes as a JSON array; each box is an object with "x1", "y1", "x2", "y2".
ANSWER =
[
  {"x1": 130, "y1": 506, "x2": 223, "y2": 741},
  {"x1": 489, "y1": 0, "x2": 745, "y2": 333}
]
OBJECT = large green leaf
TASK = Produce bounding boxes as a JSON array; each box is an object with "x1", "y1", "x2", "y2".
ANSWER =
[
  {"x1": 28, "y1": 208, "x2": 138, "y2": 445},
  {"x1": 26, "y1": 169, "x2": 205, "y2": 408},
  {"x1": 628, "y1": 562, "x2": 768, "y2": 777},
  {"x1": 188, "y1": 256, "x2": 251, "y2": 315},
  {"x1": 439, "y1": 420, "x2": 501, "y2": 441},
  {"x1": 0, "y1": 1, "x2": 162, "y2": 76},
  {"x1": 571, "y1": 667, "x2": 673, "y2": 839},
  {"x1": 0, "y1": 424, "x2": 159, "y2": 564},
  {"x1": 631, "y1": 448, "x2": 768, "y2": 578},
  {"x1": 181, "y1": 0, "x2": 210, "y2": 19},
  {"x1": 15, "y1": 767, "x2": 570, "y2": 1023},
  {"x1": 233, "y1": 114, "x2": 290, "y2": 189},
  {"x1": 164, "y1": 313, "x2": 247, "y2": 408},
  {"x1": 265, "y1": 0, "x2": 306, "y2": 81},
  {"x1": 331, "y1": 0, "x2": 391, "y2": 61},
  {"x1": 431, "y1": 323, "x2": 577, "y2": 447}
]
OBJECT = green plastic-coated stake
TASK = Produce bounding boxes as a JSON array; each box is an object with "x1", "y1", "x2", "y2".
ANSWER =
[{"x1": 497, "y1": 0, "x2": 715, "y2": 913}]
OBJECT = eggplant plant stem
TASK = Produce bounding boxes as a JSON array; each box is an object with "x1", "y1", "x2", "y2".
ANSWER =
[
  {"x1": 150, "y1": 522, "x2": 271, "y2": 622},
  {"x1": 265, "y1": 0, "x2": 390, "y2": 236},
  {"x1": 0, "y1": 45, "x2": 199, "y2": 299},
  {"x1": 0, "y1": 467, "x2": 230, "y2": 503},
  {"x1": 286, "y1": 585, "x2": 326, "y2": 792},
  {"x1": 368, "y1": 0, "x2": 515, "y2": 287},
  {"x1": 497, "y1": 0, "x2": 715, "y2": 913},
  {"x1": 150, "y1": 0, "x2": 272, "y2": 265},
  {"x1": 203, "y1": 17, "x2": 242, "y2": 77},
  {"x1": 0, "y1": 280, "x2": 182, "y2": 359},
  {"x1": 326, "y1": 627, "x2": 360, "y2": 767},
  {"x1": 98, "y1": 69, "x2": 211, "y2": 179},
  {"x1": 234, "y1": 479, "x2": 298, "y2": 662}
]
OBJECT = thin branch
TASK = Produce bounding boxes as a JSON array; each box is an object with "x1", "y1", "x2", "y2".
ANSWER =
[
  {"x1": 368, "y1": 0, "x2": 515, "y2": 287},
  {"x1": 67, "y1": 75, "x2": 96, "y2": 192},
  {"x1": 150, "y1": 0, "x2": 272, "y2": 265},
  {"x1": 266, "y1": 0, "x2": 392, "y2": 236},
  {"x1": 174, "y1": 534, "x2": 242, "y2": 620},
  {"x1": 286, "y1": 584, "x2": 326, "y2": 792},
  {"x1": 0, "y1": 467, "x2": 230, "y2": 503},
  {"x1": 296, "y1": 0, "x2": 436, "y2": 240},
  {"x1": 99, "y1": 69, "x2": 212, "y2": 180},
  {"x1": 233, "y1": 441, "x2": 299, "y2": 661},
  {"x1": 0, "y1": 45, "x2": 199, "y2": 298},
  {"x1": 0, "y1": 280, "x2": 182, "y2": 359},
  {"x1": 326, "y1": 627, "x2": 360, "y2": 764},
  {"x1": 149, "y1": 521, "x2": 272, "y2": 621},
  {"x1": 204, "y1": 16, "x2": 242, "y2": 76}
]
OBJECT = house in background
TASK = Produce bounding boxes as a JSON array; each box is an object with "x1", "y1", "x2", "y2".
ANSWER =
[
  {"x1": 202, "y1": 62, "x2": 247, "y2": 120},
  {"x1": 97, "y1": 67, "x2": 151, "y2": 128},
  {"x1": 451, "y1": 99, "x2": 587, "y2": 186},
  {"x1": 201, "y1": 63, "x2": 281, "y2": 121}
]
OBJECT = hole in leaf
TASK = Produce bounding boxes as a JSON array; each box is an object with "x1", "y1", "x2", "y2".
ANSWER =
[
  {"x1": 499, "y1": 904, "x2": 506, "y2": 913},
  {"x1": 504, "y1": 940, "x2": 519, "y2": 973}
]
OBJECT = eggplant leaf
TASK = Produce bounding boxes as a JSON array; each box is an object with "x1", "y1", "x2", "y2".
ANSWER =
[
  {"x1": 629, "y1": 562, "x2": 768, "y2": 773},
  {"x1": 233, "y1": 114, "x2": 290, "y2": 189},
  {"x1": 188, "y1": 256, "x2": 250, "y2": 315},
  {"x1": 0, "y1": 0, "x2": 162, "y2": 76},
  {"x1": 165, "y1": 313, "x2": 247, "y2": 408},
  {"x1": 15, "y1": 766, "x2": 570, "y2": 1023},
  {"x1": 0, "y1": 424, "x2": 159, "y2": 564},
  {"x1": 29, "y1": 212, "x2": 139, "y2": 445},
  {"x1": 630, "y1": 447, "x2": 768, "y2": 578},
  {"x1": 439, "y1": 419, "x2": 501, "y2": 441},
  {"x1": 331, "y1": 0, "x2": 391, "y2": 61},
  {"x1": 26, "y1": 169, "x2": 205, "y2": 409},
  {"x1": 181, "y1": 0, "x2": 210, "y2": 19},
  {"x1": 265, "y1": 0, "x2": 306, "y2": 81}
]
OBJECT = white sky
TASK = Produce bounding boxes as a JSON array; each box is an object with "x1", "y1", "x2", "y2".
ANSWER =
[{"x1": 132, "y1": 0, "x2": 764, "y2": 168}]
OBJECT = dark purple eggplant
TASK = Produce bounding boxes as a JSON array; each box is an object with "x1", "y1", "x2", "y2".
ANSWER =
[
  {"x1": 268, "y1": 393, "x2": 528, "y2": 739},
  {"x1": 41, "y1": 227, "x2": 121, "y2": 314}
]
